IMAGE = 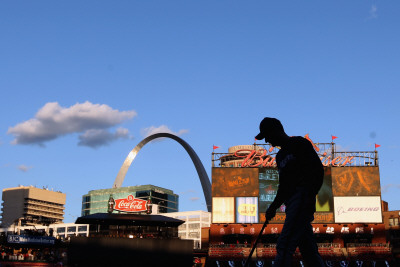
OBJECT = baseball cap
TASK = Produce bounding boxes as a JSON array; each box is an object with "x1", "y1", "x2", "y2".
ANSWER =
[{"x1": 255, "y1": 117, "x2": 283, "y2": 140}]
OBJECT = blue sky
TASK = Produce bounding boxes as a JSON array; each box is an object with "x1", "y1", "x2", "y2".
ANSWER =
[{"x1": 1, "y1": 1, "x2": 399, "y2": 222}]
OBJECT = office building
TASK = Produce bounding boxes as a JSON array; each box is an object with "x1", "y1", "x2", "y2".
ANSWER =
[
  {"x1": 81, "y1": 184, "x2": 178, "y2": 216},
  {"x1": 1, "y1": 185, "x2": 66, "y2": 227}
]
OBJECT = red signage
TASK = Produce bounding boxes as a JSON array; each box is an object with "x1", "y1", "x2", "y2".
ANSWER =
[
  {"x1": 114, "y1": 195, "x2": 147, "y2": 212},
  {"x1": 234, "y1": 135, "x2": 354, "y2": 167}
]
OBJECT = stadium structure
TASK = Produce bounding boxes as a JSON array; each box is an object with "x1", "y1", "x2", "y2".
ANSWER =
[{"x1": 205, "y1": 139, "x2": 398, "y2": 266}]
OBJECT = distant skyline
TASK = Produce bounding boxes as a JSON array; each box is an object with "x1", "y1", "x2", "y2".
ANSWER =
[{"x1": 1, "y1": 1, "x2": 399, "y2": 222}]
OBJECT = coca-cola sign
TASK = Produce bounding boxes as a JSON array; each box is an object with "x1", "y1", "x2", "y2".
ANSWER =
[{"x1": 114, "y1": 195, "x2": 147, "y2": 212}]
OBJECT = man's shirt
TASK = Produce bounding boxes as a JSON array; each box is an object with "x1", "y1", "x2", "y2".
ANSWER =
[{"x1": 269, "y1": 136, "x2": 324, "y2": 211}]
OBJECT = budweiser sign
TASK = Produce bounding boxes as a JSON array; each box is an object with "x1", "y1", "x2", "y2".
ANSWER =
[{"x1": 114, "y1": 195, "x2": 147, "y2": 212}]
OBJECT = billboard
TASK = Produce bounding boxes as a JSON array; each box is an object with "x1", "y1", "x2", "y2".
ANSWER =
[
  {"x1": 332, "y1": 167, "x2": 381, "y2": 196},
  {"x1": 316, "y1": 167, "x2": 333, "y2": 212},
  {"x1": 212, "y1": 197, "x2": 235, "y2": 223},
  {"x1": 212, "y1": 168, "x2": 258, "y2": 197},
  {"x1": 236, "y1": 197, "x2": 258, "y2": 223},
  {"x1": 334, "y1": 196, "x2": 382, "y2": 223},
  {"x1": 114, "y1": 195, "x2": 147, "y2": 212}
]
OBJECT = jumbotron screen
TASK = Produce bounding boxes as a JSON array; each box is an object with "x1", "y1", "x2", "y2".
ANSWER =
[{"x1": 211, "y1": 166, "x2": 382, "y2": 224}]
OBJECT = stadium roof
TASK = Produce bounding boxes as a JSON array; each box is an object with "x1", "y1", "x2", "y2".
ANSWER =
[{"x1": 75, "y1": 213, "x2": 184, "y2": 227}]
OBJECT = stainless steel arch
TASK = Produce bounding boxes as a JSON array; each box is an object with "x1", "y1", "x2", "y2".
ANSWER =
[{"x1": 112, "y1": 133, "x2": 212, "y2": 212}]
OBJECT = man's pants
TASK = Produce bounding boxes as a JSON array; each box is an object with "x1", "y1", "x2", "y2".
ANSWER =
[{"x1": 273, "y1": 187, "x2": 325, "y2": 267}]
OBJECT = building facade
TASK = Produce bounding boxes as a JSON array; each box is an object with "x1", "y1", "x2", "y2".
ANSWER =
[
  {"x1": 1, "y1": 186, "x2": 66, "y2": 227},
  {"x1": 164, "y1": 210, "x2": 211, "y2": 249},
  {"x1": 81, "y1": 184, "x2": 178, "y2": 216}
]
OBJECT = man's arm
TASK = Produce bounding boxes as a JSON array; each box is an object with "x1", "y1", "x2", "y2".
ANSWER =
[{"x1": 265, "y1": 184, "x2": 289, "y2": 221}]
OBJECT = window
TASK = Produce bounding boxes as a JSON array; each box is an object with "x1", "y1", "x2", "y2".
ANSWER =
[
  {"x1": 136, "y1": 191, "x2": 150, "y2": 197},
  {"x1": 189, "y1": 232, "x2": 200, "y2": 238},
  {"x1": 78, "y1": 226, "x2": 87, "y2": 232},
  {"x1": 57, "y1": 227, "x2": 65, "y2": 234},
  {"x1": 389, "y1": 218, "x2": 398, "y2": 227},
  {"x1": 189, "y1": 223, "x2": 200, "y2": 230},
  {"x1": 67, "y1": 226, "x2": 77, "y2": 232}
]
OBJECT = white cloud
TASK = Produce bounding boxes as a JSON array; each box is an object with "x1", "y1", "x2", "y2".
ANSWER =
[
  {"x1": 180, "y1": 189, "x2": 197, "y2": 195},
  {"x1": 368, "y1": 5, "x2": 378, "y2": 19},
  {"x1": 78, "y1": 127, "x2": 133, "y2": 148},
  {"x1": 1, "y1": 163, "x2": 11, "y2": 168},
  {"x1": 8, "y1": 101, "x2": 136, "y2": 146},
  {"x1": 141, "y1": 125, "x2": 188, "y2": 139},
  {"x1": 190, "y1": 197, "x2": 200, "y2": 202},
  {"x1": 18, "y1": 165, "x2": 33, "y2": 172},
  {"x1": 382, "y1": 184, "x2": 400, "y2": 193}
]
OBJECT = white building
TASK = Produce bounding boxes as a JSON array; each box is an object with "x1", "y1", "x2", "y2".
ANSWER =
[{"x1": 163, "y1": 210, "x2": 211, "y2": 249}]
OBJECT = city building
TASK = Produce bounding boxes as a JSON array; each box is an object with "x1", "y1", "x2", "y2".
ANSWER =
[
  {"x1": 0, "y1": 185, "x2": 66, "y2": 227},
  {"x1": 81, "y1": 184, "x2": 178, "y2": 216},
  {"x1": 164, "y1": 210, "x2": 211, "y2": 249}
]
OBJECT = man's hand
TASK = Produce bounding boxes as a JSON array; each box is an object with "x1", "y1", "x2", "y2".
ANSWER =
[{"x1": 265, "y1": 206, "x2": 276, "y2": 221}]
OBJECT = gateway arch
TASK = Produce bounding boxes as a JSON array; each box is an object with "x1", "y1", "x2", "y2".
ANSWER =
[{"x1": 113, "y1": 133, "x2": 212, "y2": 212}]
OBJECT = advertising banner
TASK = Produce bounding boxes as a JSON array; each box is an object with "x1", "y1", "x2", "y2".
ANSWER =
[
  {"x1": 212, "y1": 197, "x2": 235, "y2": 223},
  {"x1": 259, "y1": 212, "x2": 334, "y2": 224},
  {"x1": 236, "y1": 197, "x2": 258, "y2": 223},
  {"x1": 212, "y1": 168, "x2": 258, "y2": 197},
  {"x1": 7, "y1": 235, "x2": 56, "y2": 245},
  {"x1": 114, "y1": 195, "x2": 147, "y2": 212},
  {"x1": 334, "y1": 196, "x2": 382, "y2": 223},
  {"x1": 312, "y1": 212, "x2": 334, "y2": 223},
  {"x1": 332, "y1": 167, "x2": 381, "y2": 196}
]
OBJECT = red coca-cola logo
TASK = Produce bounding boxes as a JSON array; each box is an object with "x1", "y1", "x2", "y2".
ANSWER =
[{"x1": 114, "y1": 195, "x2": 147, "y2": 212}]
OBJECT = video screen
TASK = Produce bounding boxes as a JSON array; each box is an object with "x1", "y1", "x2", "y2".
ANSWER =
[
  {"x1": 212, "y1": 168, "x2": 259, "y2": 197},
  {"x1": 316, "y1": 167, "x2": 333, "y2": 212},
  {"x1": 258, "y1": 168, "x2": 284, "y2": 213},
  {"x1": 212, "y1": 197, "x2": 235, "y2": 223},
  {"x1": 236, "y1": 197, "x2": 259, "y2": 223},
  {"x1": 332, "y1": 167, "x2": 381, "y2": 196}
]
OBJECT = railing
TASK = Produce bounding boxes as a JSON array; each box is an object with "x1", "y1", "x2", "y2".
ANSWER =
[
  {"x1": 346, "y1": 243, "x2": 391, "y2": 259},
  {"x1": 210, "y1": 244, "x2": 251, "y2": 248},
  {"x1": 25, "y1": 199, "x2": 64, "y2": 209},
  {"x1": 208, "y1": 243, "x2": 393, "y2": 259},
  {"x1": 23, "y1": 210, "x2": 64, "y2": 220},
  {"x1": 24, "y1": 204, "x2": 65, "y2": 215},
  {"x1": 209, "y1": 244, "x2": 250, "y2": 258}
]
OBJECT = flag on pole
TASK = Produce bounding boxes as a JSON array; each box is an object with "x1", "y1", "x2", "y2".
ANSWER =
[
  {"x1": 375, "y1": 144, "x2": 381, "y2": 149},
  {"x1": 331, "y1": 135, "x2": 338, "y2": 141},
  {"x1": 213, "y1": 145, "x2": 220, "y2": 150}
]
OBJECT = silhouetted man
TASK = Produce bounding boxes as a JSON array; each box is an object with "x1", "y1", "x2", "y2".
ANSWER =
[{"x1": 255, "y1": 117, "x2": 325, "y2": 267}]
